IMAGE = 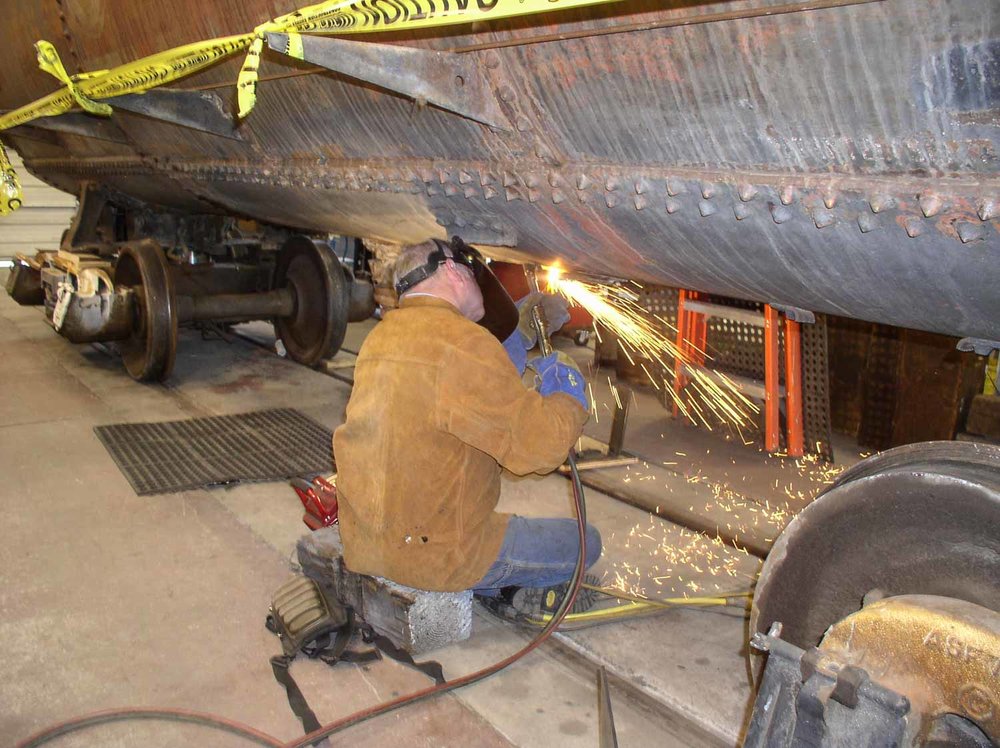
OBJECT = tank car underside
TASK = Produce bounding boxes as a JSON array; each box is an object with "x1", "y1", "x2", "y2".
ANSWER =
[{"x1": 1, "y1": 0, "x2": 998, "y2": 340}]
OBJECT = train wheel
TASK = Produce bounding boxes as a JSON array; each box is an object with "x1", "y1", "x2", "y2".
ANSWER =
[
  {"x1": 749, "y1": 441, "x2": 1000, "y2": 744},
  {"x1": 273, "y1": 236, "x2": 347, "y2": 366},
  {"x1": 114, "y1": 240, "x2": 177, "y2": 381}
]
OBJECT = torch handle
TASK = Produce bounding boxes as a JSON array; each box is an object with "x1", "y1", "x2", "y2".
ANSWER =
[{"x1": 523, "y1": 265, "x2": 553, "y2": 357}]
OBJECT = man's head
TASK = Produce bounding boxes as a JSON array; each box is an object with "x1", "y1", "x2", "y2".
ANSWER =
[{"x1": 393, "y1": 239, "x2": 485, "y2": 322}]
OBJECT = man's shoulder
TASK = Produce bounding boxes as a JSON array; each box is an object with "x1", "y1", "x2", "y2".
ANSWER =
[{"x1": 359, "y1": 306, "x2": 496, "y2": 362}]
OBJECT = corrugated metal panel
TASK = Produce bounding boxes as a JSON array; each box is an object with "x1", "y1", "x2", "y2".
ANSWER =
[{"x1": 1, "y1": 149, "x2": 76, "y2": 258}]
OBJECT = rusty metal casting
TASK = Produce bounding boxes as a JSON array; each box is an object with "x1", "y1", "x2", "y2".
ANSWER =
[
  {"x1": 0, "y1": 0, "x2": 998, "y2": 340},
  {"x1": 821, "y1": 594, "x2": 1000, "y2": 744}
]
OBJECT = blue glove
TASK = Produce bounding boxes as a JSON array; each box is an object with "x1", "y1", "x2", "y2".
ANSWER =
[
  {"x1": 516, "y1": 293, "x2": 571, "y2": 348},
  {"x1": 529, "y1": 352, "x2": 588, "y2": 411},
  {"x1": 502, "y1": 330, "x2": 528, "y2": 375}
]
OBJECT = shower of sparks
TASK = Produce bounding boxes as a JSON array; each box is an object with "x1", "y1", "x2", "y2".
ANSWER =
[{"x1": 545, "y1": 266, "x2": 758, "y2": 430}]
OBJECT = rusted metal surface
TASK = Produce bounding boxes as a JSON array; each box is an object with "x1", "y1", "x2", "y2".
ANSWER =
[
  {"x1": 751, "y1": 441, "x2": 1000, "y2": 656},
  {"x1": 1, "y1": 0, "x2": 998, "y2": 339}
]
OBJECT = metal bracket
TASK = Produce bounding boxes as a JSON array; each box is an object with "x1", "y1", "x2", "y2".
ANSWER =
[
  {"x1": 561, "y1": 385, "x2": 639, "y2": 472},
  {"x1": 265, "y1": 33, "x2": 511, "y2": 131},
  {"x1": 62, "y1": 183, "x2": 111, "y2": 250},
  {"x1": 957, "y1": 337, "x2": 1000, "y2": 356},
  {"x1": 106, "y1": 89, "x2": 243, "y2": 141},
  {"x1": 770, "y1": 303, "x2": 816, "y2": 324}
]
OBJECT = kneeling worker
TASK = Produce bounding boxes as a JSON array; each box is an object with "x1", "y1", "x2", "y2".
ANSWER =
[{"x1": 333, "y1": 237, "x2": 602, "y2": 615}]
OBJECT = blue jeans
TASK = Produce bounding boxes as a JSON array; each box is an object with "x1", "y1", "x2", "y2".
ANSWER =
[{"x1": 472, "y1": 516, "x2": 602, "y2": 596}]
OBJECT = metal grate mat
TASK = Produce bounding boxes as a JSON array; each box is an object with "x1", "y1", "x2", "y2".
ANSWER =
[{"x1": 95, "y1": 408, "x2": 334, "y2": 496}]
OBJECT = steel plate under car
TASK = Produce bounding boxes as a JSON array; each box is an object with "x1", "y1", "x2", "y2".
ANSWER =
[{"x1": 95, "y1": 408, "x2": 334, "y2": 495}]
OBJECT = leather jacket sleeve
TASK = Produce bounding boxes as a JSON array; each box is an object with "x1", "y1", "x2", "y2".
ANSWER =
[{"x1": 438, "y1": 326, "x2": 588, "y2": 476}]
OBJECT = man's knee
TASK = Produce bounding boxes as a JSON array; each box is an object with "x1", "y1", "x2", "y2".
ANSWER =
[{"x1": 584, "y1": 524, "x2": 602, "y2": 568}]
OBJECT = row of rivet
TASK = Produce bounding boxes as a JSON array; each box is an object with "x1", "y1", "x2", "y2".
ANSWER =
[{"x1": 36, "y1": 157, "x2": 998, "y2": 244}]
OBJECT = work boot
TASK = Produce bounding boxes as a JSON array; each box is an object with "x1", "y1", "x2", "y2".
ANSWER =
[{"x1": 477, "y1": 574, "x2": 601, "y2": 622}]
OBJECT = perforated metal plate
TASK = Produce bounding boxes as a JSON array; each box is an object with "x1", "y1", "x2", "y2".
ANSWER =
[{"x1": 95, "y1": 408, "x2": 334, "y2": 495}]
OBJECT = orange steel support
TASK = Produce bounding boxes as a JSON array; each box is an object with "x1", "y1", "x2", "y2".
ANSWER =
[
  {"x1": 672, "y1": 289, "x2": 689, "y2": 417},
  {"x1": 764, "y1": 304, "x2": 780, "y2": 452},
  {"x1": 673, "y1": 291, "x2": 709, "y2": 417},
  {"x1": 784, "y1": 318, "x2": 804, "y2": 457}
]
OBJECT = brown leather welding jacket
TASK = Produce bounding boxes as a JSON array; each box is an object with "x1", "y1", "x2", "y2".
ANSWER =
[{"x1": 333, "y1": 295, "x2": 588, "y2": 591}]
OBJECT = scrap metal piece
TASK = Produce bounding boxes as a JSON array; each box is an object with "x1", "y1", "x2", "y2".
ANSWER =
[
  {"x1": 265, "y1": 33, "x2": 510, "y2": 131},
  {"x1": 9, "y1": 111, "x2": 128, "y2": 144},
  {"x1": 106, "y1": 89, "x2": 243, "y2": 140},
  {"x1": 957, "y1": 337, "x2": 1000, "y2": 356},
  {"x1": 597, "y1": 667, "x2": 619, "y2": 748}
]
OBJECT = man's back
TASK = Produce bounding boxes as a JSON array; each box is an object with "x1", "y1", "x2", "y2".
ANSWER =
[{"x1": 333, "y1": 295, "x2": 587, "y2": 591}]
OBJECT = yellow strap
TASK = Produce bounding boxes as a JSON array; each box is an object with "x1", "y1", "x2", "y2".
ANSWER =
[
  {"x1": 35, "y1": 41, "x2": 113, "y2": 117},
  {"x1": 0, "y1": 34, "x2": 254, "y2": 132},
  {"x1": 0, "y1": 139, "x2": 24, "y2": 216}
]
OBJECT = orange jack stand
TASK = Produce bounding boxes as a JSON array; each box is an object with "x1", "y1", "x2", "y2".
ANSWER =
[{"x1": 672, "y1": 292, "x2": 805, "y2": 458}]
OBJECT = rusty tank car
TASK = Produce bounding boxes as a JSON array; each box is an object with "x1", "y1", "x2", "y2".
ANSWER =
[{"x1": 1, "y1": 1, "x2": 998, "y2": 745}]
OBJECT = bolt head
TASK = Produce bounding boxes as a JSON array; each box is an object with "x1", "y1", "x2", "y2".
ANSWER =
[
  {"x1": 956, "y1": 221, "x2": 984, "y2": 244},
  {"x1": 665, "y1": 198, "x2": 681, "y2": 214},
  {"x1": 698, "y1": 199, "x2": 717, "y2": 217},
  {"x1": 734, "y1": 203, "x2": 750, "y2": 220},
  {"x1": 738, "y1": 184, "x2": 758, "y2": 202},
  {"x1": 858, "y1": 213, "x2": 877, "y2": 233},
  {"x1": 813, "y1": 209, "x2": 835, "y2": 229},
  {"x1": 919, "y1": 193, "x2": 942, "y2": 218},
  {"x1": 770, "y1": 204, "x2": 792, "y2": 224},
  {"x1": 634, "y1": 195, "x2": 648, "y2": 210}
]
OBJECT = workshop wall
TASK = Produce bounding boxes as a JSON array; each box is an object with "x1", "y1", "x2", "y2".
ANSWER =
[{"x1": 1, "y1": 149, "x2": 75, "y2": 259}]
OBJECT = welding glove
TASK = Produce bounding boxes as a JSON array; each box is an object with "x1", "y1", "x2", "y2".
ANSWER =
[
  {"x1": 528, "y1": 351, "x2": 589, "y2": 411},
  {"x1": 516, "y1": 292, "x2": 571, "y2": 348},
  {"x1": 502, "y1": 330, "x2": 529, "y2": 375}
]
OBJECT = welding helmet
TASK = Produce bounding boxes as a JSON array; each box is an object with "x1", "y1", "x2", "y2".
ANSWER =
[{"x1": 394, "y1": 236, "x2": 518, "y2": 342}]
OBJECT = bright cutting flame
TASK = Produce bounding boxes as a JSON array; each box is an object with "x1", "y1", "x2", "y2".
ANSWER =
[{"x1": 545, "y1": 265, "x2": 758, "y2": 431}]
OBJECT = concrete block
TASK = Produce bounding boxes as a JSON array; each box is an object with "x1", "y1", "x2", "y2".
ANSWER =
[{"x1": 297, "y1": 526, "x2": 472, "y2": 655}]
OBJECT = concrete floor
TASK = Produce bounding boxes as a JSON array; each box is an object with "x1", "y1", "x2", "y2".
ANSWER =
[{"x1": 0, "y1": 284, "x2": 861, "y2": 747}]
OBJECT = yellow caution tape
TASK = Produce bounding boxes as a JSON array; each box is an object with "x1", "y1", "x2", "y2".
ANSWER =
[
  {"x1": 0, "y1": 140, "x2": 23, "y2": 216},
  {"x1": 35, "y1": 41, "x2": 113, "y2": 117},
  {"x1": 0, "y1": 33, "x2": 253, "y2": 132}
]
